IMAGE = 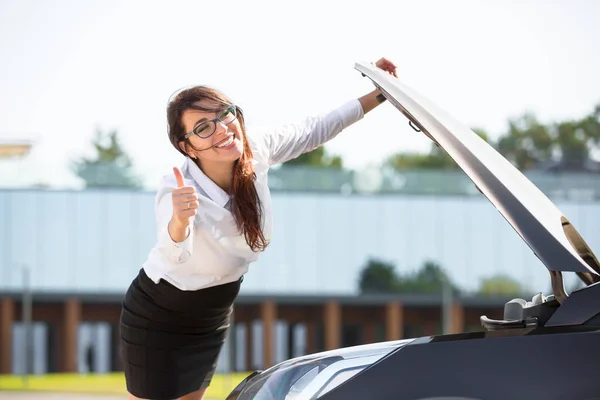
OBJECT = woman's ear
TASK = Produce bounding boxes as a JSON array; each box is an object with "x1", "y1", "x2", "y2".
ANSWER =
[{"x1": 178, "y1": 141, "x2": 192, "y2": 158}]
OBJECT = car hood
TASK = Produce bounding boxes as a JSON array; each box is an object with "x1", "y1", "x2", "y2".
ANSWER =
[{"x1": 354, "y1": 62, "x2": 600, "y2": 291}]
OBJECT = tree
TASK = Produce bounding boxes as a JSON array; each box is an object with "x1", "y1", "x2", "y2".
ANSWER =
[
  {"x1": 281, "y1": 146, "x2": 343, "y2": 169},
  {"x1": 358, "y1": 258, "x2": 399, "y2": 294},
  {"x1": 384, "y1": 151, "x2": 455, "y2": 171},
  {"x1": 72, "y1": 129, "x2": 141, "y2": 189},
  {"x1": 383, "y1": 102, "x2": 600, "y2": 173},
  {"x1": 496, "y1": 103, "x2": 600, "y2": 171},
  {"x1": 385, "y1": 128, "x2": 490, "y2": 171},
  {"x1": 496, "y1": 113, "x2": 554, "y2": 170},
  {"x1": 396, "y1": 260, "x2": 460, "y2": 295},
  {"x1": 579, "y1": 103, "x2": 600, "y2": 142},
  {"x1": 477, "y1": 273, "x2": 524, "y2": 296},
  {"x1": 358, "y1": 258, "x2": 461, "y2": 295}
]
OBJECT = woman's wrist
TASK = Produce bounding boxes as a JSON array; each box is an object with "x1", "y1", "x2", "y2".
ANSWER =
[
  {"x1": 359, "y1": 89, "x2": 387, "y2": 114},
  {"x1": 168, "y1": 218, "x2": 191, "y2": 243}
]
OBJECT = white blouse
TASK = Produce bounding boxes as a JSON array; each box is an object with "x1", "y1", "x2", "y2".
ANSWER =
[{"x1": 142, "y1": 99, "x2": 364, "y2": 291}]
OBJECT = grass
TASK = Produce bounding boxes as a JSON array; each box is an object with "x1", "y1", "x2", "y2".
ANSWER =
[{"x1": 0, "y1": 372, "x2": 251, "y2": 399}]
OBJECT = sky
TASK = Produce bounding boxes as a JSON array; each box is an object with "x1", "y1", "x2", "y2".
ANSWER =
[{"x1": 1, "y1": 0, "x2": 600, "y2": 188}]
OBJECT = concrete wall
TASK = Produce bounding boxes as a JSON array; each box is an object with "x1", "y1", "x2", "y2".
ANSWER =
[{"x1": 1, "y1": 188, "x2": 600, "y2": 295}]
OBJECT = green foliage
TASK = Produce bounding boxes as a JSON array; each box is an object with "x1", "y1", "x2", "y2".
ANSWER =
[
  {"x1": 358, "y1": 258, "x2": 460, "y2": 295},
  {"x1": 385, "y1": 128, "x2": 490, "y2": 171},
  {"x1": 357, "y1": 258, "x2": 399, "y2": 294},
  {"x1": 496, "y1": 113, "x2": 554, "y2": 170},
  {"x1": 384, "y1": 151, "x2": 456, "y2": 170},
  {"x1": 282, "y1": 146, "x2": 343, "y2": 169},
  {"x1": 396, "y1": 260, "x2": 460, "y2": 294},
  {"x1": 477, "y1": 273, "x2": 524, "y2": 296},
  {"x1": 72, "y1": 129, "x2": 141, "y2": 189},
  {"x1": 385, "y1": 102, "x2": 600, "y2": 172}
]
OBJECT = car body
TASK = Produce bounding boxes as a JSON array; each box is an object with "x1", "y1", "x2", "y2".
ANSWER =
[{"x1": 226, "y1": 62, "x2": 600, "y2": 400}]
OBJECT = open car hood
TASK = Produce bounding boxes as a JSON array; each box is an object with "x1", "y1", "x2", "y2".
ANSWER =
[{"x1": 354, "y1": 62, "x2": 600, "y2": 301}]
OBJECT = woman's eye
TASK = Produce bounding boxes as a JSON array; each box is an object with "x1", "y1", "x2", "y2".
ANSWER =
[{"x1": 196, "y1": 124, "x2": 208, "y2": 133}]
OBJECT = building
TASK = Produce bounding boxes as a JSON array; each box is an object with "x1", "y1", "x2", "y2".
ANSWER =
[
  {"x1": 1, "y1": 170, "x2": 600, "y2": 374},
  {"x1": 0, "y1": 291, "x2": 509, "y2": 375}
]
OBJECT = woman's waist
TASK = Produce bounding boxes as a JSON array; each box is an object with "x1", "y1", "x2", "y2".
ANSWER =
[
  {"x1": 145, "y1": 250, "x2": 251, "y2": 280},
  {"x1": 133, "y1": 268, "x2": 243, "y2": 314},
  {"x1": 142, "y1": 263, "x2": 247, "y2": 291},
  {"x1": 122, "y1": 269, "x2": 241, "y2": 334}
]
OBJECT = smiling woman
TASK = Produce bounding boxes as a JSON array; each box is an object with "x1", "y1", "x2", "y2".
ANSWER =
[
  {"x1": 166, "y1": 88, "x2": 267, "y2": 253},
  {"x1": 118, "y1": 58, "x2": 399, "y2": 400}
]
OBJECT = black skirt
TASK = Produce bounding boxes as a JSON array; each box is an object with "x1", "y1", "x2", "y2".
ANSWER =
[{"x1": 119, "y1": 268, "x2": 242, "y2": 400}]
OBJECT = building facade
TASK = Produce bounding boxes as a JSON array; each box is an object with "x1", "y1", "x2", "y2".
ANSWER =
[
  {"x1": 0, "y1": 291, "x2": 510, "y2": 375},
  {"x1": 1, "y1": 186, "x2": 599, "y2": 374}
]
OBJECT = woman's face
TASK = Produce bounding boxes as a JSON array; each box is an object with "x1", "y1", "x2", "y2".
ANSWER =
[{"x1": 180, "y1": 99, "x2": 244, "y2": 165}]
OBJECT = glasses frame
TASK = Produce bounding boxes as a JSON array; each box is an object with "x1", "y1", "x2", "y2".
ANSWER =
[{"x1": 182, "y1": 105, "x2": 238, "y2": 140}]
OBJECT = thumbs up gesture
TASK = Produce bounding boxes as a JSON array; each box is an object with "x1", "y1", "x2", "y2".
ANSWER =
[{"x1": 168, "y1": 167, "x2": 198, "y2": 242}]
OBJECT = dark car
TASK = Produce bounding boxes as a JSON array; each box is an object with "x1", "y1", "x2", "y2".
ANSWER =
[{"x1": 226, "y1": 62, "x2": 600, "y2": 400}]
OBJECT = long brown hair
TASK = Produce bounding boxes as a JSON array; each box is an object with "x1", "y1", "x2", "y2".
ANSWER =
[{"x1": 166, "y1": 86, "x2": 268, "y2": 252}]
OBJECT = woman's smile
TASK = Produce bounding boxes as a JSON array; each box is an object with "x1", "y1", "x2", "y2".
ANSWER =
[{"x1": 213, "y1": 134, "x2": 236, "y2": 149}]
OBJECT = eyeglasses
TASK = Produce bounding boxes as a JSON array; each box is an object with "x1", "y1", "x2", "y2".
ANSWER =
[{"x1": 183, "y1": 105, "x2": 238, "y2": 140}]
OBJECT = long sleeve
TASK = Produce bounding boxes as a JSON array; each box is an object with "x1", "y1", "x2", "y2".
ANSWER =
[
  {"x1": 153, "y1": 176, "x2": 194, "y2": 267},
  {"x1": 141, "y1": 157, "x2": 268, "y2": 290},
  {"x1": 263, "y1": 99, "x2": 364, "y2": 165}
]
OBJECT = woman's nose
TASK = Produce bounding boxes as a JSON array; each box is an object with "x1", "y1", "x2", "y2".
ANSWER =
[{"x1": 215, "y1": 120, "x2": 228, "y2": 133}]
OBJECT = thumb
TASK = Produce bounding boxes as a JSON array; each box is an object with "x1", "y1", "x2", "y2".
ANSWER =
[{"x1": 173, "y1": 167, "x2": 185, "y2": 188}]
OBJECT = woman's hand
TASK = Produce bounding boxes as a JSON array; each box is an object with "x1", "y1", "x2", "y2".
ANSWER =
[
  {"x1": 168, "y1": 167, "x2": 198, "y2": 242},
  {"x1": 374, "y1": 57, "x2": 398, "y2": 78},
  {"x1": 358, "y1": 57, "x2": 398, "y2": 114}
]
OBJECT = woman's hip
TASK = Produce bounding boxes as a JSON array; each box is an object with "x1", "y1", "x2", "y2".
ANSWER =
[{"x1": 120, "y1": 268, "x2": 241, "y2": 333}]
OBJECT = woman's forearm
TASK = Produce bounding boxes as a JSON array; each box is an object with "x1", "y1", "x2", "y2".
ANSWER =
[{"x1": 358, "y1": 89, "x2": 387, "y2": 115}]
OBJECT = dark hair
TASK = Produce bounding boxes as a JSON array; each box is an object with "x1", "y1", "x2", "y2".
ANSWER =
[{"x1": 166, "y1": 86, "x2": 268, "y2": 252}]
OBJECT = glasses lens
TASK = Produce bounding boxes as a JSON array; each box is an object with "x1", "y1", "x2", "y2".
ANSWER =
[
  {"x1": 220, "y1": 106, "x2": 237, "y2": 124},
  {"x1": 192, "y1": 106, "x2": 236, "y2": 139},
  {"x1": 194, "y1": 121, "x2": 215, "y2": 138}
]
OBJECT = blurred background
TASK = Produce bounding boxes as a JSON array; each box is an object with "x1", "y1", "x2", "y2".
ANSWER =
[{"x1": 1, "y1": 0, "x2": 600, "y2": 398}]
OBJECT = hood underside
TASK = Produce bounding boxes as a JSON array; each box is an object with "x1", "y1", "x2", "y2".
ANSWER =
[{"x1": 354, "y1": 62, "x2": 600, "y2": 290}]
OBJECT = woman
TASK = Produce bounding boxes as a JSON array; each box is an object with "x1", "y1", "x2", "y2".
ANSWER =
[{"x1": 119, "y1": 57, "x2": 398, "y2": 400}]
